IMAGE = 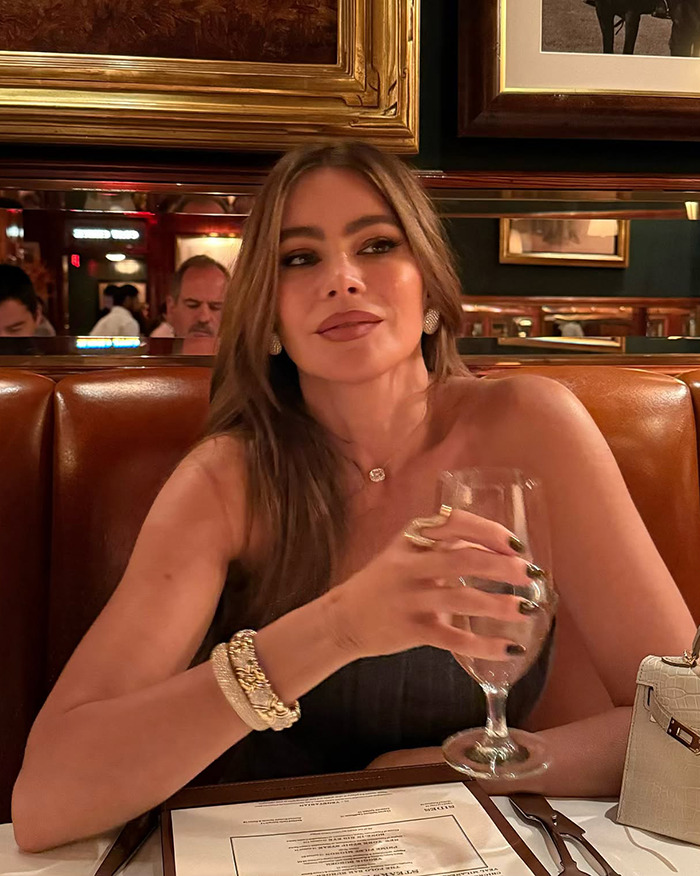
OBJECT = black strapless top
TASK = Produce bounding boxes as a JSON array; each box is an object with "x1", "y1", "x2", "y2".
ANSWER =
[{"x1": 193, "y1": 634, "x2": 553, "y2": 786}]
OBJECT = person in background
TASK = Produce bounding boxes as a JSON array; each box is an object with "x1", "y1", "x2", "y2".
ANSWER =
[
  {"x1": 33, "y1": 298, "x2": 56, "y2": 337},
  {"x1": 89, "y1": 284, "x2": 140, "y2": 336},
  {"x1": 149, "y1": 301, "x2": 170, "y2": 335},
  {"x1": 95, "y1": 284, "x2": 120, "y2": 322},
  {"x1": 149, "y1": 300, "x2": 175, "y2": 338},
  {"x1": 133, "y1": 300, "x2": 153, "y2": 336},
  {"x1": 151, "y1": 255, "x2": 229, "y2": 339},
  {"x1": 560, "y1": 320, "x2": 585, "y2": 338},
  {"x1": 0, "y1": 263, "x2": 40, "y2": 336}
]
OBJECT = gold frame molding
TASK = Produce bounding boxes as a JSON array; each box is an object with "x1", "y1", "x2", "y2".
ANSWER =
[
  {"x1": 499, "y1": 218, "x2": 630, "y2": 268},
  {"x1": 0, "y1": 0, "x2": 418, "y2": 152}
]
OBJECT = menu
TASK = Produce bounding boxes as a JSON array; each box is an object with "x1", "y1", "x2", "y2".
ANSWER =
[{"x1": 169, "y1": 782, "x2": 536, "y2": 876}]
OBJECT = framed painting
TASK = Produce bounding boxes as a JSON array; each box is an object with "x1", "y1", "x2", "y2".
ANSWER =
[
  {"x1": 459, "y1": 0, "x2": 700, "y2": 139},
  {"x1": 0, "y1": 0, "x2": 418, "y2": 151},
  {"x1": 499, "y1": 217, "x2": 630, "y2": 267}
]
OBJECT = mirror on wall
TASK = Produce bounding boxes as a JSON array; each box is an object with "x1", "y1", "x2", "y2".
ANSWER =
[{"x1": 2, "y1": 184, "x2": 700, "y2": 357}]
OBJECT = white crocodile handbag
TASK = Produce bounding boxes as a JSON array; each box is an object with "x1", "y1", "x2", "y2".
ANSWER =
[{"x1": 617, "y1": 627, "x2": 700, "y2": 844}]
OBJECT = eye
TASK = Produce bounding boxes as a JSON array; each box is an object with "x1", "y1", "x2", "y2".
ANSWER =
[
  {"x1": 359, "y1": 237, "x2": 400, "y2": 255},
  {"x1": 280, "y1": 250, "x2": 319, "y2": 268}
]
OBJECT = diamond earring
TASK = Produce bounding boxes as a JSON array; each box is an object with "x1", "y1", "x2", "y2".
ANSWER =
[
  {"x1": 269, "y1": 332, "x2": 282, "y2": 356},
  {"x1": 423, "y1": 308, "x2": 440, "y2": 335}
]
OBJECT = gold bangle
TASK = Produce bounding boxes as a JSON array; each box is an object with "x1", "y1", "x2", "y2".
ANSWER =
[
  {"x1": 227, "y1": 629, "x2": 301, "y2": 731},
  {"x1": 210, "y1": 643, "x2": 268, "y2": 731}
]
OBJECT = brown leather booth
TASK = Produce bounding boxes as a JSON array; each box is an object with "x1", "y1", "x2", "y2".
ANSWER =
[
  {"x1": 0, "y1": 371, "x2": 54, "y2": 827},
  {"x1": 2, "y1": 365, "x2": 700, "y2": 823},
  {"x1": 48, "y1": 369, "x2": 211, "y2": 689}
]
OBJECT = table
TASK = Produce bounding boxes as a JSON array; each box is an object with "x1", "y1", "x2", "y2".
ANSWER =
[{"x1": 1, "y1": 798, "x2": 698, "y2": 875}]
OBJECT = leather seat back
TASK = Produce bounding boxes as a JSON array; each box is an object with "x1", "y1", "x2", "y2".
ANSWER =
[
  {"x1": 0, "y1": 370, "x2": 54, "y2": 823},
  {"x1": 488, "y1": 366, "x2": 700, "y2": 620},
  {"x1": 48, "y1": 368, "x2": 212, "y2": 688}
]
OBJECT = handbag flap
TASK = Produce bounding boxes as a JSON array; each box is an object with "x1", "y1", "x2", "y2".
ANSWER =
[{"x1": 637, "y1": 655, "x2": 700, "y2": 733}]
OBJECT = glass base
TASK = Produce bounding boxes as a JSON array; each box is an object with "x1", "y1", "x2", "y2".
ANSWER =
[{"x1": 442, "y1": 727, "x2": 549, "y2": 780}]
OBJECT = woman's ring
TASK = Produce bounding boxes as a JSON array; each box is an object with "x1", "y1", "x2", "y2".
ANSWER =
[
  {"x1": 403, "y1": 507, "x2": 452, "y2": 550},
  {"x1": 404, "y1": 519, "x2": 437, "y2": 549}
]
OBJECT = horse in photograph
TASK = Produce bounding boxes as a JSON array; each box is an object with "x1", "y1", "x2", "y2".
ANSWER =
[
  {"x1": 590, "y1": 1, "x2": 663, "y2": 54},
  {"x1": 670, "y1": 0, "x2": 700, "y2": 55}
]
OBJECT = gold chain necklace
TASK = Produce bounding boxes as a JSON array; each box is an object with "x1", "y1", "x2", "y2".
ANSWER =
[{"x1": 348, "y1": 403, "x2": 429, "y2": 485}]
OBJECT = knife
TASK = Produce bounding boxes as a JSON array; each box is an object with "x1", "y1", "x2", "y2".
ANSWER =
[
  {"x1": 510, "y1": 793, "x2": 622, "y2": 876},
  {"x1": 92, "y1": 808, "x2": 159, "y2": 876}
]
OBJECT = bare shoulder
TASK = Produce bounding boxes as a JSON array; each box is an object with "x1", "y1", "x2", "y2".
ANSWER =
[
  {"x1": 480, "y1": 372, "x2": 592, "y2": 428},
  {"x1": 442, "y1": 372, "x2": 586, "y2": 424},
  {"x1": 445, "y1": 372, "x2": 607, "y2": 472}
]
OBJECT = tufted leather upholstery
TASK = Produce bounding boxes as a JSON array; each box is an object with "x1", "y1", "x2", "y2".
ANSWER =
[
  {"x1": 3, "y1": 364, "x2": 700, "y2": 823},
  {"x1": 0, "y1": 371, "x2": 54, "y2": 824},
  {"x1": 47, "y1": 369, "x2": 212, "y2": 690},
  {"x1": 490, "y1": 367, "x2": 700, "y2": 622},
  {"x1": 677, "y1": 370, "x2": 700, "y2": 472}
]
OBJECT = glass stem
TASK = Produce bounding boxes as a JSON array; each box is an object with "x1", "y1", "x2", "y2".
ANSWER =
[{"x1": 484, "y1": 688, "x2": 511, "y2": 742}]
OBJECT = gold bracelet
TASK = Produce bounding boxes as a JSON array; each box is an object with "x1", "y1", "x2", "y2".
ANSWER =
[
  {"x1": 227, "y1": 629, "x2": 301, "y2": 731},
  {"x1": 210, "y1": 643, "x2": 268, "y2": 731}
]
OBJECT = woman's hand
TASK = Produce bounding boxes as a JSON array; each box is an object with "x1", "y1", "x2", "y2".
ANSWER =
[{"x1": 322, "y1": 508, "x2": 542, "y2": 662}]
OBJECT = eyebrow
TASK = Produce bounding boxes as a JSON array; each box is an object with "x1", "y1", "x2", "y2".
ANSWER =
[{"x1": 279, "y1": 213, "x2": 400, "y2": 243}]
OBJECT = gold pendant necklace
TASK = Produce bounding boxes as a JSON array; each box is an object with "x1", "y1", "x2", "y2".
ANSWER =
[
  {"x1": 360, "y1": 404, "x2": 428, "y2": 484},
  {"x1": 368, "y1": 467, "x2": 387, "y2": 483}
]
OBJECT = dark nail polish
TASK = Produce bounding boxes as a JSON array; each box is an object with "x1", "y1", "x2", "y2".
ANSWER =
[
  {"x1": 509, "y1": 535, "x2": 525, "y2": 553},
  {"x1": 507, "y1": 643, "x2": 527, "y2": 655},
  {"x1": 519, "y1": 600, "x2": 539, "y2": 614},
  {"x1": 526, "y1": 563, "x2": 546, "y2": 580}
]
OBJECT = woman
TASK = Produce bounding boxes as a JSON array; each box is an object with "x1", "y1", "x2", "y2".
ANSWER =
[{"x1": 12, "y1": 142, "x2": 694, "y2": 851}]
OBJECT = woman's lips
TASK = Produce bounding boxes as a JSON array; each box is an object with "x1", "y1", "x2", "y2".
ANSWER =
[{"x1": 317, "y1": 320, "x2": 381, "y2": 342}]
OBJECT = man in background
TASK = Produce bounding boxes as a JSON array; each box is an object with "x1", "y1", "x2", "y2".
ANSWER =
[
  {"x1": 151, "y1": 255, "x2": 229, "y2": 339},
  {"x1": 90, "y1": 285, "x2": 140, "y2": 336}
]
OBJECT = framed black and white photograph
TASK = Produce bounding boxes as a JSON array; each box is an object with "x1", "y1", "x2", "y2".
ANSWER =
[
  {"x1": 542, "y1": 1, "x2": 697, "y2": 58},
  {"x1": 459, "y1": 0, "x2": 700, "y2": 139}
]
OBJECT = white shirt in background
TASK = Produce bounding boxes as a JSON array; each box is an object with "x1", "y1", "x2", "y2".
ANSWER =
[
  {"x1": 150, "y1": 321, "x2": 175, "y2": 338},
  {"x1": 89, "y1": 305, "x2": 140, "y2": 337}
]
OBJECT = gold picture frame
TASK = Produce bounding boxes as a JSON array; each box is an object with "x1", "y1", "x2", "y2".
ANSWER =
[
  {"x1": 499, "y1": 218, "x2": 630, "y2": 268},
  {"x1": 0, "y1": 0, "x2": 418, "y2": 152}
]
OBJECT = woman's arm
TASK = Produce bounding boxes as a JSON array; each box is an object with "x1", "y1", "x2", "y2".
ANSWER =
[
  {"x1": 11, "y1": 441, "x2": 348, "y2": 851},
  {"x1": 12, "y1": 436, "x2": 539, "y2": 851},
  {"x1": 366, "y1": 706, "x2": 632, "y2": 798}
]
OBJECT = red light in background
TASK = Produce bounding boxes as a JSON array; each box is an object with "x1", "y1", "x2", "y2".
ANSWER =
[{"x1": 70, "y1": 254, "x2": 80, "y2": 268}]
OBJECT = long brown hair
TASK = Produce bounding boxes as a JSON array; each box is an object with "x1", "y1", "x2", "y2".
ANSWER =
[{"x1": 205, "y1": 141, "x2": 465, "y2": 631}]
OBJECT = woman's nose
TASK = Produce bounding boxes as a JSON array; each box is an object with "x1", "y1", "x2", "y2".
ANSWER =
[{"x1": 323, "y1": 255, "x2": 366, "y2": 298}]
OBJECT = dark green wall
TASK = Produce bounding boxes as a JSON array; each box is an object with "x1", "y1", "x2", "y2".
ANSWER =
[{"x1": 448, "y1": 219, "x2": 700, "y2": 298}]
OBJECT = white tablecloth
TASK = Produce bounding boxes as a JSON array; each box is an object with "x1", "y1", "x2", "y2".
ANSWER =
[{"x1": 1, "y1": 798, "x2": 698, "y2": 875}]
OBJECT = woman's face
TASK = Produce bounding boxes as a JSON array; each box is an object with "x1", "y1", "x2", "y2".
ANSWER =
[{"x1": 276, "y1": 167, "x2": 425, "y2": 384}]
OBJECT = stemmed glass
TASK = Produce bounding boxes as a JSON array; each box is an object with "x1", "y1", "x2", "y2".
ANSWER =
[{"x1": 440, "y1": 468, "x2": 558, "y2": 780}]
